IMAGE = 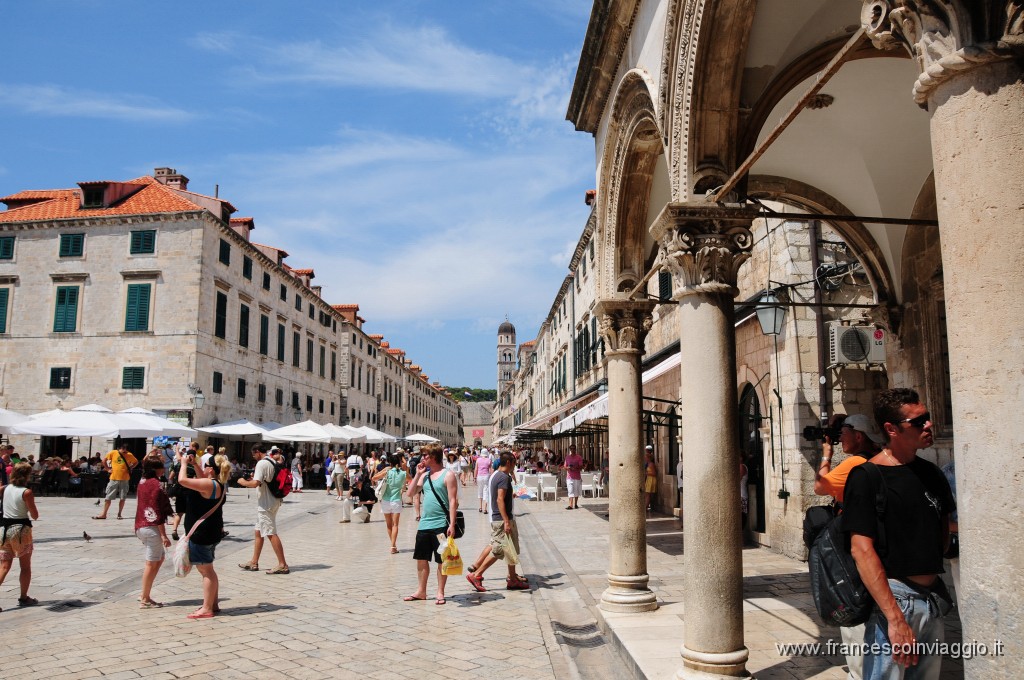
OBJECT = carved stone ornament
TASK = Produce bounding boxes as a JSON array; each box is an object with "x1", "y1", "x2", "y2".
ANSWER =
[
  {"x1": 650, "y1": 203, "x2": 757, "y2": 299},
  {"x1": 861, "y1": 1, "x2": 1023, "y2": 105},
  {"x1": 594, "y1": 299, "x2": 656, "y2": 354}
]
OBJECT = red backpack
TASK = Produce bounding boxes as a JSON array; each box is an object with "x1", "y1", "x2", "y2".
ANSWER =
[{"x1": 268, "y1": 461, "x2": 293, "y2": 498}]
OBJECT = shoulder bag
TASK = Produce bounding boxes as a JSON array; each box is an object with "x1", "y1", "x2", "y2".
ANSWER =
[{"x1": 173, "y1": 482, "x2": 226, "y2": 578}]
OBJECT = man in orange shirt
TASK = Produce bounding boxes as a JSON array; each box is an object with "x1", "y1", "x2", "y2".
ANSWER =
[
  {"x1": 93, "y1": 444, "x2": 138, "y2": 520},
  {"x1": 814, "y1": 414, "x2": 883, "y2": 503}
]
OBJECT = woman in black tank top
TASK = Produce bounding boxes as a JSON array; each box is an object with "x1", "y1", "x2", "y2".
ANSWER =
[{"x1": 177, "y1": 452, "x2": 231, "y2": 619}]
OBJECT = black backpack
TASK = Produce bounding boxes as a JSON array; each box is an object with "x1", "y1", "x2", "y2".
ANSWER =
[{"x1": 806, "y1": 462, "x2": 886, "y2": 627}]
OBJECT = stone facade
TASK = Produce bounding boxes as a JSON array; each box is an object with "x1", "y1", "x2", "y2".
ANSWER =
[{"x1": 0, "y1": 169, "x2": 460, "y2": 451}]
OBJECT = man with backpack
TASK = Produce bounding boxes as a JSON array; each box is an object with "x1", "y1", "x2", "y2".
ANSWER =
[
  {"x1": 844, "y1": 389, "x2": 954, "y2": 679},
  {"x1": 236, "y1": 445, "x2": 290, "y2": 575}
]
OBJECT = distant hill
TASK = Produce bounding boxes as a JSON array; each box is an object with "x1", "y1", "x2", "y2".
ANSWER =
[{"x1": 446, "y1": 387, "x2": 496, "y2": 402}]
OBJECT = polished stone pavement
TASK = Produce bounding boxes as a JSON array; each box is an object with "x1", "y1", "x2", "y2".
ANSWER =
[{"x1": 0, "y1": 484, "x2": 965, "y2": 679}]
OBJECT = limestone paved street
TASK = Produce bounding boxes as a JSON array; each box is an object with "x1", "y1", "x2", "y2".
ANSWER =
[{"x1": 0, "y1": 486, "x2": 965, "y2": 679}]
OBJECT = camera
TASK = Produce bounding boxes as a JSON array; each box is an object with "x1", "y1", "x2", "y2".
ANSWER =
[{"x1": 802, "y1": 425, "x2": 842, "y2": 442}]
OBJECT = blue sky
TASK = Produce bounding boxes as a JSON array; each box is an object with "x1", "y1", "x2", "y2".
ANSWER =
[{"x1": 0, "y1": 0, "x2": 596, "y2": 389}]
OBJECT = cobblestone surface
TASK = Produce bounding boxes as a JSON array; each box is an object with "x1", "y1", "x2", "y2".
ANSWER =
[{"x1": 0, "y1": 488, "x2": 965, "y2": 679}]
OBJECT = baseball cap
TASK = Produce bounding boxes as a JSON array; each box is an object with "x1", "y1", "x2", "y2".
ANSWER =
[
  {"x1": 645, "y1": 445, "x2": 653, "y2": 450},
  {"x1": 842, "y1": 414, "x2": 885, "y2": 445},
  {"x1": 269, "y1": 446, "x2": 281, "y2": 453}
]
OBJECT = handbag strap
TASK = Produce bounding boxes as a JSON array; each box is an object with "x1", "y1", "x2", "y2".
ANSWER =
[
  {"x1": 425, "y1": 470, "x2": 452, "y2": 527},
  {"x1": 184, "y1": 481, "x2": 225, "y2": 540}
]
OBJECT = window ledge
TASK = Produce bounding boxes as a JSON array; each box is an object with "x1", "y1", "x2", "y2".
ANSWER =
[
  {"x1": 121, "y1": 269, "x2": 161, "y2": 280},
  {"x1": 50, "y1": 273, "x2": 88, "y2": 282},
  {"x1": 121, "y1": 331, "x2": 154, "y2": 336}
]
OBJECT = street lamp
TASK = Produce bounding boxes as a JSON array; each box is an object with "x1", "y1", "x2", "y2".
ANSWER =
[
  {"x1": 755, "y1": 290, "x2": 787, "y2": 336},
  {"x1": 188, "y1": 383, "x2": 205, "y2": 408}
]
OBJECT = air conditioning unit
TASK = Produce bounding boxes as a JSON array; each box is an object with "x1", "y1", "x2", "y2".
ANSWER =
[{"x1": 829, "y1": 324, "x2": 886, "y2": 365}]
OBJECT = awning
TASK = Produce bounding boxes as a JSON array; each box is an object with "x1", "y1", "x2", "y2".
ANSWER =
[{"x1": 552, "y1": 352, "x2": 682, "y2": 434}]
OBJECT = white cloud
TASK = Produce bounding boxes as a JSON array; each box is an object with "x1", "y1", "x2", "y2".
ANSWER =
[
  {"x1": 205, "y1": 126, "x2": 591, "y2": 326},
  {"x1": 0, "y1": 84, "x2": 194, "y2": 123}
]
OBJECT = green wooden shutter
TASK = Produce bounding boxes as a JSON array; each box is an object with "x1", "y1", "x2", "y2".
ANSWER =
[
  {"x1": 658, "y1": 270, "x2": 672, "y2": 302},
  {"x1": 0, "y1": 236, "x2": 14, "y2": 260},
  {"x1": 125, "y1": 283, "x2": 151, "y2": 331},
  {"x1": 54, "y1": 286, "x2": 78, "y2": 332},
  {"x1": 0, "y1": 288, "x2": 8, "y2": 333},
  {"x1": 130, "y1": 230, "x2": 155, "y2": 254},
  {"x1": 122, "y1": 367, "x2": 145, "y2": 389}
]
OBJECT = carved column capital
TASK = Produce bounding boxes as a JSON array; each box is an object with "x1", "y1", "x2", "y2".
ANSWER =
[
  {"x1": 861, "y1": 1, "x2": 1023, "y2": 105},
  {"x1": 594, "y1": 298, "x2": 656, "y2": 355},
  {"x1": 650, "y1": 203, "x2": 756, "y2": 300}
]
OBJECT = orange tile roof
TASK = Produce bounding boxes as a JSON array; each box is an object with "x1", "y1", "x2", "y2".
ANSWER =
[
  {"x1": 521, "y1": 340, "x2": 536, "y2": 347},
  {"x1": 332, "y1": 304, "x2": 359, "y2": 310},
  {"x1": 0, "y1": 175, "x2": 210, "y2": 224},
  {"x1": 291, "y1": 268, "x2": 314, "y2": 276}
]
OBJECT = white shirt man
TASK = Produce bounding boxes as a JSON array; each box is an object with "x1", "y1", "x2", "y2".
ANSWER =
[{"x1": 236, "y1": 446, "x2": 290, "y2": 574}]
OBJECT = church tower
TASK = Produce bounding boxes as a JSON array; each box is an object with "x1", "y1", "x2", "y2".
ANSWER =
[{"x1": 497, "y1": 317, "x2": 516, "y2": 393}]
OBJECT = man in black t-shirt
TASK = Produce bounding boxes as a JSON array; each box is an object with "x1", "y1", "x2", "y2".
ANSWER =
[{"x1": 844, "y1": 388, "x2": 954, "y2": 680}]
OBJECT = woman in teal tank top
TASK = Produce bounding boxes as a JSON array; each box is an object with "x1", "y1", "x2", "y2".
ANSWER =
[{"x1": 371, "y1": 453, "x2": 408, "y2": 554}]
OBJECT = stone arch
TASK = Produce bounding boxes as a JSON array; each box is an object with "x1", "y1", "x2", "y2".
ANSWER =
[
  {"x1": 747, "y1": 175, "x2": 896, "y2": 309},
  {"x1": 596, "y1": 69, "x2": 666, "y2": 299},
  {"x1": 661, "y1": 0, "x2": 758, "y2": 198}
]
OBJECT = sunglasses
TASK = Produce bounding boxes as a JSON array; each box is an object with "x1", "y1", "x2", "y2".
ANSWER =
[{"x1": 898, "y1": 412, "x2": 931, "y2": 429}]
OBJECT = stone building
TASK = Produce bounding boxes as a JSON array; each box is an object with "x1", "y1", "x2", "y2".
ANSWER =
[
  {"x1": 0, "y1": 168, "x2": 460, "y2": 452},
  {"x1": 492, "y1": 2, "x2": 1022, "y2": 677},
  {"x1": 458, "y1": 400, "x2": 496, "y2": 447}
]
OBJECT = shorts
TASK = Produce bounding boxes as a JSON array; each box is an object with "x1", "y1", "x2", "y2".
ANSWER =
[
  {"x1": 189, "y1": 541, "x2": 216, "y2": 565},
  {"x1": 136, "y1": 526, "x2": 165, "y2": 562},
  {"x1": 489, "y1": 520, "x2": 520, "y2": 561},
  {"x1": 255, "y1": 501, "x2": 282, "y2": 537},
  {"x1": 413, "y1": 529, "x2": 443, "y2": 563},
  {"x1": 0, "y1": 525, "x2": 33, "y2": 560},
  {"x1": 380, "y1": 500, "x2": 402, "y2": 514},
  {"x1": 105, "y1": 479, "x2": 130, "y2": 501},
  {"x1": 644, "y1": 476, "x2": 657, "y2": 494},
  {"x1": 174, "y1": 491, "x2": 186, "y2": 515},
  {"x1": 566, "y1": 477, "x2": 582, "y2": 498}
]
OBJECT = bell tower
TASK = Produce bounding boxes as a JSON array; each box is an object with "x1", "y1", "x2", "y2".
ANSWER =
[{"x1": 497, "y1": 317, "x2": 516, "y2": 393}]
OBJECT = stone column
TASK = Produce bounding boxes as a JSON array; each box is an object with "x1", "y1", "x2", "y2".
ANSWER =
[
  {"x1": 595, "y1": 297, "x2": 658, "y2": 613},
  {"x1": 652, "y1": 203, "x2": 757, "y2": 678},
  {"x1": 863, "y1": 3, "x2": 1024, "y2": 677}
]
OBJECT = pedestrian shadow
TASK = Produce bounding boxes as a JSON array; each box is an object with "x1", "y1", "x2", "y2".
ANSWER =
[
  {"x1": 523, "y1": 573, "x2": 565, "y2": 590},
  {"x1": 282, "y1": 563, "x2": 331, "y2": 572},
  {"x1": 168, "y1": 599, "x2": 297, "y2": 616},
  {"x1": 36, "y1": 534, "x2": 134, "y2": 544},
  {"x1": 449, "y1": 592, "x2": 506, "y2": 606}
]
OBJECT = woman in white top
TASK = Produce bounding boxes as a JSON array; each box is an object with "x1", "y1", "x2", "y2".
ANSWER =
[{"x1": 0, "y1": 462, "x2": 41, "y2": 611}]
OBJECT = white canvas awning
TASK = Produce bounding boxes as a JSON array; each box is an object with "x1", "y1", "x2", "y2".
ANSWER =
[
  {"x1": 197, "y1": 419, "x2": 276, "y2": 439},
  {"x1": 116, "y1": 408, "x2": 197, "y2": 438},
  {"x1": 322, "y1": 423, "x2": 367, "y2": 444},
  {"x1": 0, "y1": 407, "x2": 28, "y2": 435},
  {"x1": 552, "y1": 352, "x2": 682, "y2": 434},
  {"x1": 12, "y1": 404, "x2": 171, "y2": 439},
  {"x1": 403, "y1": 433, "x2": 439, "y2": 442}
]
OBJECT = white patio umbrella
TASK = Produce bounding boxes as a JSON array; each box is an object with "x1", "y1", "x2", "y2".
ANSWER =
[
  {"x1": 12, "y1": 404, "x2": 154, "y2": 438},
  {"x1": 0, "y1": 407, "x2": 28, "y2": 435},
  {"x1": 354, "y1": 426, "x2": 398, "y2": 444},
  {"x1": 115, "y1": 408, "x2": 197, "y2": 438},
  {"x1": 196, "y1": 419, "x2": 275, "y2": 440},
  {"x1": 404, "y1": 433, "x2": 440, "y2": 443},
  {"x1": 322, "y1": 423, "x2": 367, "y2": 444},
  {"x1": 262, "y1": 419, "x2": 333, "y2": 443}
]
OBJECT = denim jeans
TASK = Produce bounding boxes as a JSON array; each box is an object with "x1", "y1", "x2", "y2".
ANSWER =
[{"x1": 862, "y1": 579, "x2": 946, "y2": 680}]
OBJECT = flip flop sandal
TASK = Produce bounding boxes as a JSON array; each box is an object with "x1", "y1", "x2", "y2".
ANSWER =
[
  {"x1": 265, "y1": 566, "x2": 290, "y2": 574},
  {"x1": 18, "y1": 596, "x2": 39, "y2": 606},
  {"x1": 186, "y1": 610, "x2": 215, "y2": 620},
  {"x1": 403, "y1": 595, "x2": 426, "y2": 602},
  {"x1": 435, "y1": 597, "x2": 446, "y2": 605},
  {"x1": 238, "y1": 562, "x2": 260, "y2": 571}
]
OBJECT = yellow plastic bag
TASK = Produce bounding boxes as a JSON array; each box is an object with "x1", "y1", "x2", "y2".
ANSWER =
[
  {"x1": 441, "y1": 536, "x2": 463, "y2": 575},
  {"x1": 500, "y1": 532, "x2": 519, "y2": 566}
]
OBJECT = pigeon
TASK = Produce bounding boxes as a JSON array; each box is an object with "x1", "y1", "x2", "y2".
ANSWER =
[
  {"x1": 83, "y1": 531, "x2": 92, "y2": 542},
  {"x1": 94, "y1": 499, "x2": 101, "y2": 505}
]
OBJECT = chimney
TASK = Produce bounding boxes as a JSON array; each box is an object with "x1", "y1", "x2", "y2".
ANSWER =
[{"x1": 154, "y1": 167, "x2": 189, "y2": 191}]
